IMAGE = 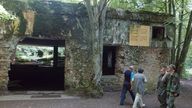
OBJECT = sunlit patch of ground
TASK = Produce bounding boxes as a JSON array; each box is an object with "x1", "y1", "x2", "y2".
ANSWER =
[
  {"x1": 184, "y1": 69, "x2": 192, "y2": 79},
  {"x1": 186, "y1": 68, "x2": 192, "y2": 73}
]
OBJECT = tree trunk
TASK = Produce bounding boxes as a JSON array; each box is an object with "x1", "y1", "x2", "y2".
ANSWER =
[
  {"x1": 175, "y1": 0, "x2": 184, "y2": 65},
  {"x1": 164, "y1": 0, "x2": 168, "y2": 13},
  {"x1": 169, "y1": 0, "x2": 176, "y2": 63},
  {"x1": 84, "y1": 0, "x2": 108, "y2": 88},
  {"x1": 168, "y1": 0, "x2": 172, "y2": 14},
  {"x1": 176, "y1": 11, "x2": 192, "y2": 75}
]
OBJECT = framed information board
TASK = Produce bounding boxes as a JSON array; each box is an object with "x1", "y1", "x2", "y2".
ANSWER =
[{"x1": 129, "y1": 25, "x2": 150, "y2": 46}]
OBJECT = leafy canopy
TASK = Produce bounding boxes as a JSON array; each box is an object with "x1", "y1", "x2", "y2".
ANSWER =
[{"x1": 0, "y1": 4, "x2": 16, "y2": 22}]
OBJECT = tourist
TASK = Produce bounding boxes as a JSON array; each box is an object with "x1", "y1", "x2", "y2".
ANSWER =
[
  {"x1": 157, "y1": 65, "x2": 169, "y2": 108},
  {"x1": 132, "y1": 68, "x2": 147, "y2": 108},
  {"x1": 120, "y1": 65, "x2": 135, "y2": 105},
  {"x1": 165, "y1": 64, "x2": 180, "y2": 108}
]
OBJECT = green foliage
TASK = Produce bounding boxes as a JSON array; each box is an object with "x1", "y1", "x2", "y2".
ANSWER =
[
  {"x1": 1, "y1": 0, "x2": 28, "y2": 35},
  {"x1": 0, "y1": 5, "x2": 16, "y2": 22},
  {"x1": 183, "y1": 42, "x2": 192, "y2": 79},
  {"x1": 182, "y1": 69, "x2": 192, "y2": 79},
  {"x1": 52, "y1": 0, "x2": 83, "y2": 3},
  {"x1": 109, "y1": 0, "x2": 166, "y2": 12},
  {"x1": 15, "y1": 45, "x2": 65, "y2": 65},
  {"x1": 16, "y1": 45, "x2": 53, "y2": 62},
  {"x1": 109, "y1": 0, "x2": 192, "y2": 15},
  {"x1": 185, "y1": 43, "x2": 192, "y2": 68}
]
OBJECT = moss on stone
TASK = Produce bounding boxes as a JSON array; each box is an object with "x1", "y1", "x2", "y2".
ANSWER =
[{"x1": 1, "y1": 0, "x2": 27, "y2": 36}]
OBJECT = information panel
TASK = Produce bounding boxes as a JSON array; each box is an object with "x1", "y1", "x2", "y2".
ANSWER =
[{"x1": 129, "y1": 25, "x2": 150, "y2": 46}]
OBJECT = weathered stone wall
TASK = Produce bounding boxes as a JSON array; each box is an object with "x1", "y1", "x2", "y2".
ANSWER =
[
  {"x1": 101, "y1": 17, "x2": 174, "y2": 92},
  {"x1": 104, "y1": 19, "x2": 129, "y2": 45},
  {"x1": 0, "y1": 22, "x2": 20, "y2": 92},
  {"x1": 0, "y1": 43, "x2": 10, "y2": 91},
  {"x1": 0, "y1": 1, "x2": 97, "y2": 95},
  {"x1": 0, "y1": 38, "x2": 19, "y2": 90},
  {"x1": 113, "y1": 46, "x2": 171, "y2": 92},
  {"x1": 138, "y1": 47, "x2": 171, "y2": 92},
  {"x1": 65, "y1": 31, "x2": 93, "y2": 90}
]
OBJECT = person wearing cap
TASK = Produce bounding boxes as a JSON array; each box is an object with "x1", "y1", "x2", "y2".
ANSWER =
[
  {"x1": 120, "y1": 66, "x2": 135, "y2": 105},
  {"x1": 157, "y1": 65, "x2": 169, "y2": 108},
  {"x1": 165, "y1": 64, "x2": 180, "y2": 108},
  {"x1": 132, "y1": 68, "x2": 147, "y2": 108}
]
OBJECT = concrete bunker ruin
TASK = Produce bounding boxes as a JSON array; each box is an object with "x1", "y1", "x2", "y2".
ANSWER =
[{"x1": 0, "y1": 0, "x2": 174, "y2": 94}]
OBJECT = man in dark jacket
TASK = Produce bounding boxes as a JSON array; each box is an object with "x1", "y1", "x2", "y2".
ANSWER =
[{"x1": 120, "y1": 66, "x2": 135, "y2": 105}]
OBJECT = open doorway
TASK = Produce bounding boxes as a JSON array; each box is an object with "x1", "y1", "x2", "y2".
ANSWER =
[
  {"x1": 102, "y1": 46, "x2": 116, "y2": 75},
  {"x1": 8, "y1": 37, "x2": 65, "y2": 91}
]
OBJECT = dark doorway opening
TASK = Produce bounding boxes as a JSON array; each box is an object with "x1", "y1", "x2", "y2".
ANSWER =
[
  {"x1": 102, "y1": 46, "x2": 116, "y2": 75},
  {"x1": 152, "y1": 26, "x2": 165, "y2": 40},
  {"x1": 8, "y1": 37, "x2": 65, "y2": 91}
]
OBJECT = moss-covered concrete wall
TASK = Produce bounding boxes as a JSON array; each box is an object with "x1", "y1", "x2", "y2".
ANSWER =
[{"x1": 0, "y1": 21, "x2": 20, "y2": 91}]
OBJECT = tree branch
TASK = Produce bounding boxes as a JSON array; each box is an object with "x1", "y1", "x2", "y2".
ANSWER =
[{"x1": 76, "y1": 18, "x2": 85, "y2": 32}]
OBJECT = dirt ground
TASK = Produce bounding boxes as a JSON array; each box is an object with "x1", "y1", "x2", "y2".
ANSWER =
[{"x1": 0, "y1": 79, "x2": 191, "y2": 108}]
